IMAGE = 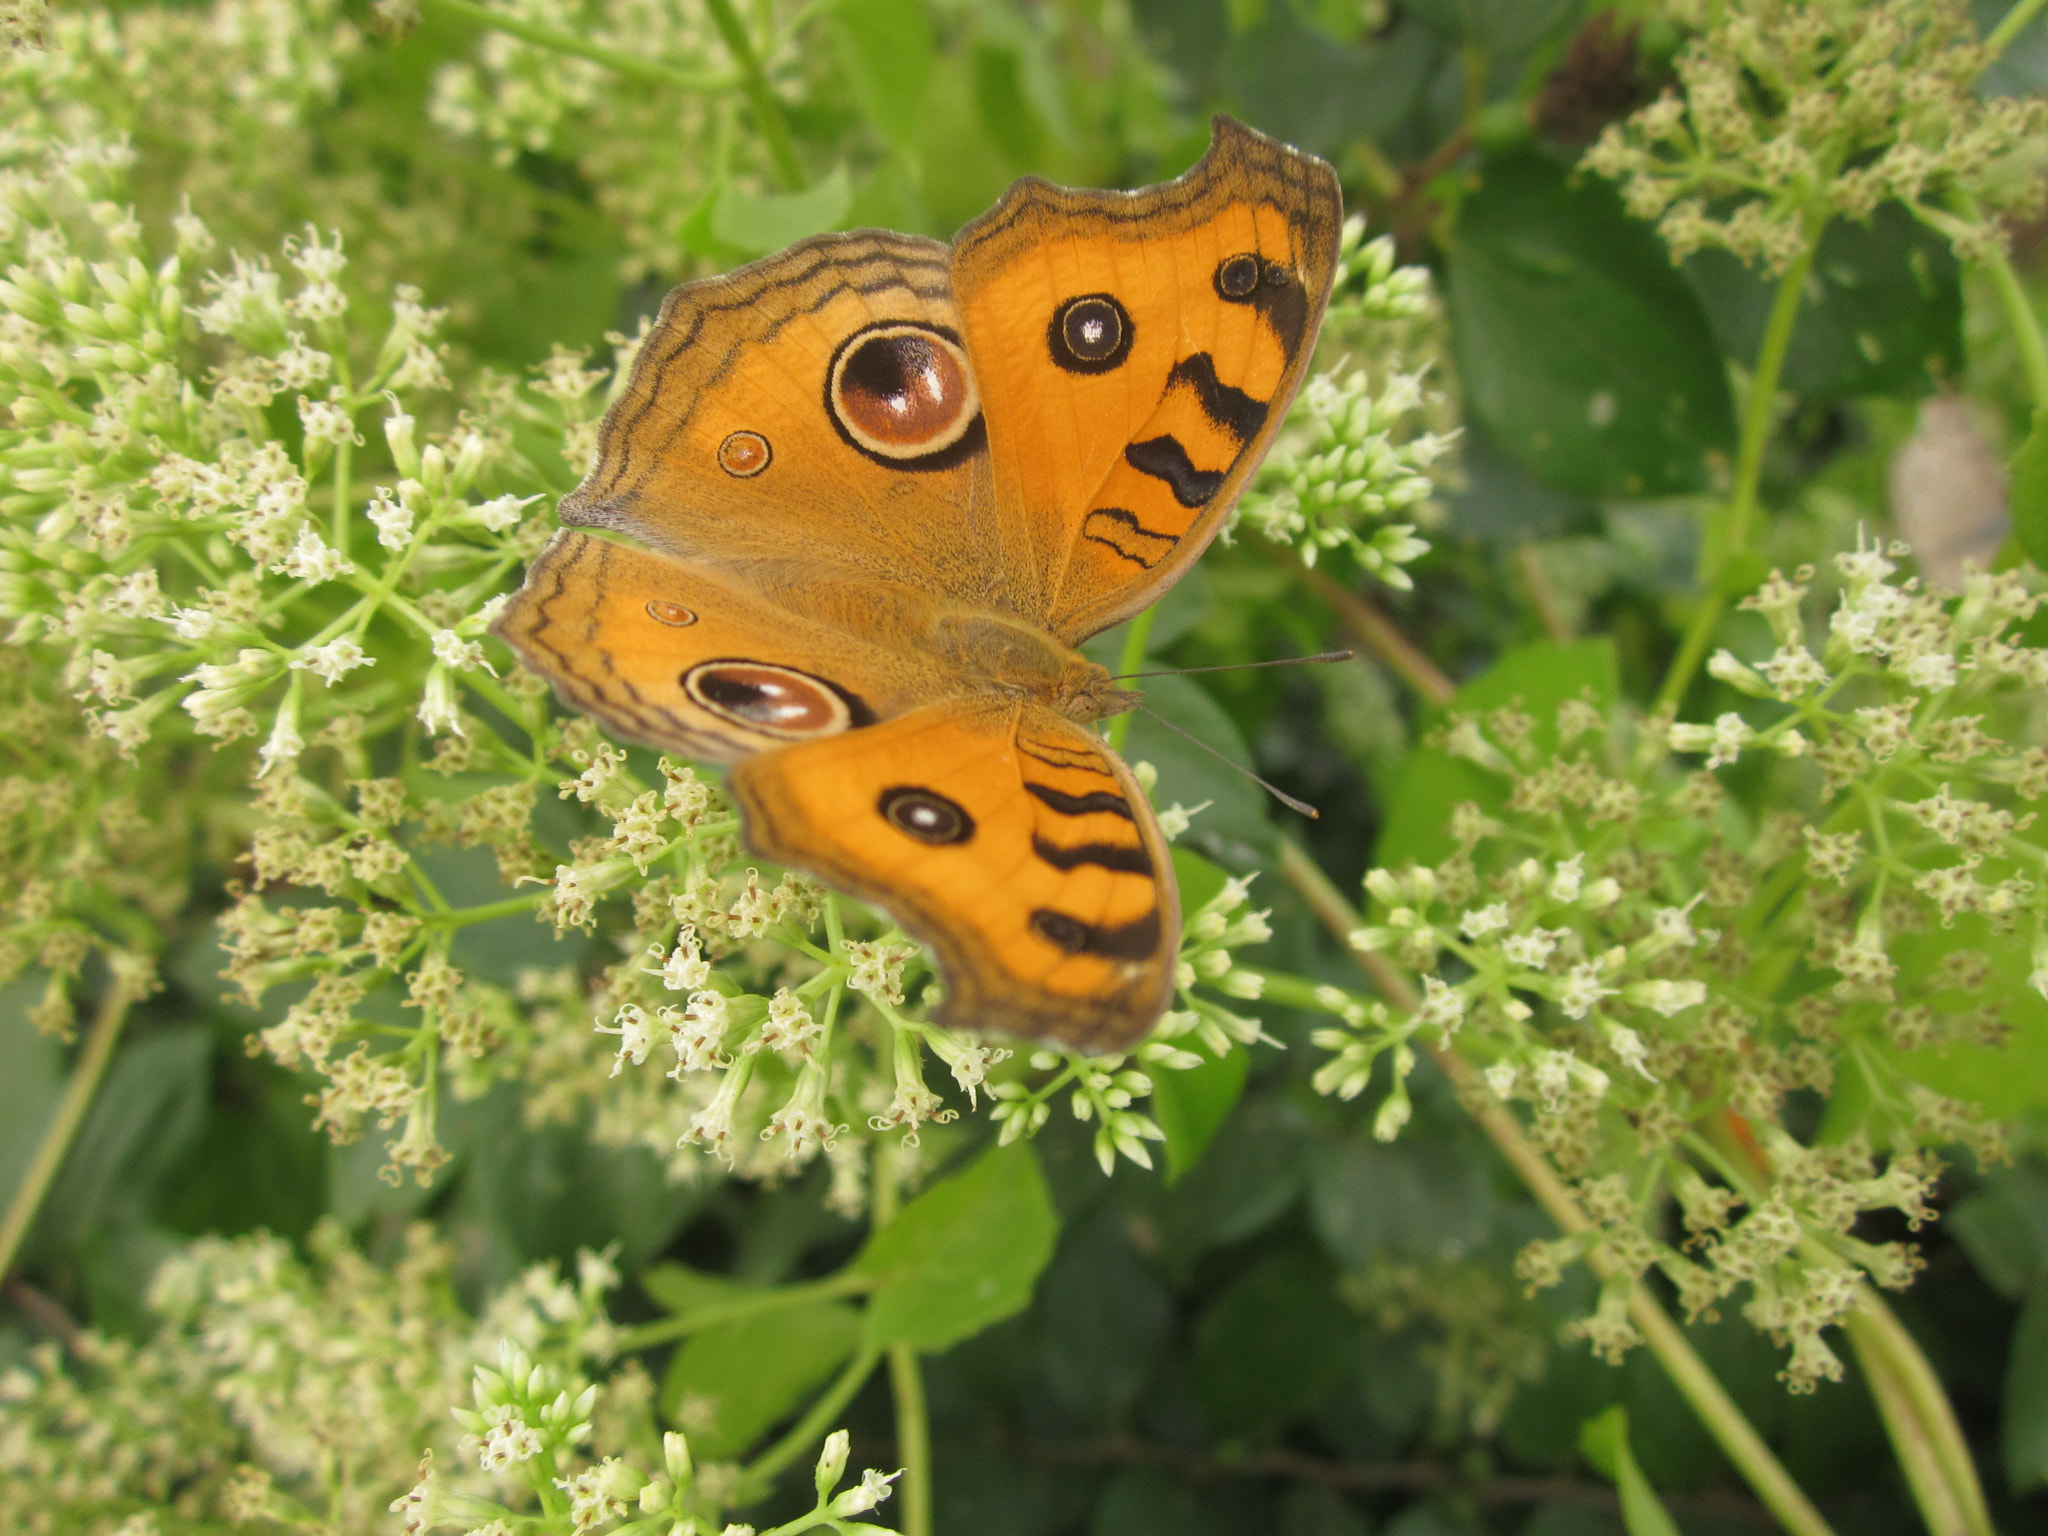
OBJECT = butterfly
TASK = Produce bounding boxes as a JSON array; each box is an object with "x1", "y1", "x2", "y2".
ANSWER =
[{"x1": 493, "y1": 116, "x2": 1341, "y2": 1052}]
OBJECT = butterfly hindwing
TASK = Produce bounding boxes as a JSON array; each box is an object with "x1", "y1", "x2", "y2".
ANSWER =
[
  {"x1": 950, "y1": 116, "x2": 1343, "y2": 642},
  {"x1": 732, "y1": 703, "x2": 1178, "y2": 1050}
]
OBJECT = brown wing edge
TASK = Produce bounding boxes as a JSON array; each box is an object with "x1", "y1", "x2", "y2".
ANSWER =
[
  {"x1": 556, "y1": 228, "x2": 959, "y2": 544},
  {"x1": 730, "y1": 712, "x2": 1181, "y2": 1054},
  {"x1": 952, "y1": 115, "x2": 1345, "y2": 643}
]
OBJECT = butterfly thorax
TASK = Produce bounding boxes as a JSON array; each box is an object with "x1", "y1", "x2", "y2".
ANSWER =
[{"x1": 925, "y1": 609, "x2": 1137, "y2": 724}]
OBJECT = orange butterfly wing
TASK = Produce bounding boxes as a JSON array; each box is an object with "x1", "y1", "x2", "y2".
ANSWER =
[
  {"x1": 951, "y1": 115, "x2": 1342, "y2": 642},
  {"x1": 732, "y1": 703, "x2": 1177, "y2": 1050},
  {"x1": 564, "y1": 230, "x2": 1041, "y2": 619},
  {"x1": 496, "y1": 531, "x2": 958, "y2": 763}
]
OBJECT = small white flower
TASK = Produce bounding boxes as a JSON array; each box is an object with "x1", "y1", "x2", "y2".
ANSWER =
[
  {"x1": 275, "y1": 524, "x2": 355, "y2": 583},
  {"x1": 1460, "y1": 902, "x2": 1510, "y2": 939},
  {"x1": 290, "y1": 637, "x2": 371, "y2": 685},
  {"x1": 645, "y1": 928, "x2": 710, "y2": 992},
  {"x1": 366, "y1": 486, "x2": 414, "y2": 549},
  {"x1": 1548, "y1": 854, "x2": 1585, "y2": 904},
  {"x1": 431, "y1": 628, "x2": 488, "y2": 672},
  {"x1": 1483, "y1": 1061, "x2": 1518, "y2": 1098},
  {"x1": 474, "y1": 493, "x2": 540, "y2": 532},
  {"x1": 418, "y1": 666, "x2": 464, "y2": 736}
]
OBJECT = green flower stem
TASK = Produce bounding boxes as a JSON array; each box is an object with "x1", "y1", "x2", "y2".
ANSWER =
[
  {"x1": 1106, "y1": 605, "x2": 1157, "y2": 754},
  {"x1": 874, "y1": 1138, "x2": 932, "y2": 1536},
  {"x1": 888, "y1": 1338, "x2": 933, "y2": 1536},
  {"x1": 1658, "y1": 237, "x2": 1820, "y2": 712},
  {"x1": 614, "y1": 1270, "x2": 876, "y2": 1351},
  {"x1": 1843, "y1": 1289, "x2": 1992, "y2": 1536},
  {"x1": 1985, "y1": 0, "x2": 2048, "y2": 60},
  {"x1": 0, "y1": 980, "x2": 136, "y2": 1281},
  {"x1": 1952, "y1": 189, "x2": 2048, "y2": 413},
  {"x1": 1275, "y1": 838, "x2": 1839, "y2": 1536},
  {"x1": 1270, "y1": 541, "x2": 1456, "y2": 706},
  {"x1": 738, "y1": 1341, "x2": 883, "y2": 1501},
  {"x1": 423, "y1": 892, "x2": 546, "y2": 926},
  {"x1": 702, "y1": 0, "x2": 805, "y2": 192},
  {"x1": 419, "y1": 0, "x2": 736, "y2": 92}
]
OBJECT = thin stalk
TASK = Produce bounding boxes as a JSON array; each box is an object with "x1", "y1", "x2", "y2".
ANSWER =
[
  {"x1": 419, "y1": 0, "x2": 733, "y2": 91},
  {"x1": 737, "y1": 1343, "x2": 883, "y2": 1498},
  {"x1": 1842, "y1": 1287, "x2": 1992, "y2": 1536},
  {"x1": 873, "y1": 1140, "x2": 932, "y2": 1536},
  {"x1": 0, "y1": 983, "x2": 136, "y2": 1281},
  {"x1": 1266, "y1": 540, "x2": 1457, "y2": 705},
  {"x1": 1985, "y1": 0, "x2": 2048, "y2": 59},
  {"x1": 1106, "y1": 605, "x2": 1157, "y2": 754},
  {"x1": 703, "y1": 0, "x2": 804, "y2": 191},
  {"x1": 1954, "y1": 189, "x2": 2048, "y2": 413},
  {"x1": 1658, "y1": 237, "x2": 1820, "y2": 712},
  {"x1": 888, "y1": 1342, "x2": 933, "y2": 1536},
  {"x1": 1517, "y1": 544, "x2": 1574, "y2": 642},
  {"x1": 1274, "y1": 839, "x2": 1838, "y2": 1536},
  {"x1": 615, "y1": 1270, "x2": 876, "y2": 1351}
]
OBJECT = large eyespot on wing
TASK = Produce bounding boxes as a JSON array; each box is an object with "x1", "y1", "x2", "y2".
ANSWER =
[
  {"x1": 730, "y1": 702, "x2": 1178, "y2": 1051},
  {"x1": 682, "y1": 660, "x2": 872, "y2": 740},
  {"x1": 824, "y1": 321, "x2": 984, "y2": 469}
]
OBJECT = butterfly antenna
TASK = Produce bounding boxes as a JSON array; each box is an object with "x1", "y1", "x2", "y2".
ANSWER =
[
  {"x1": 1133, "y1": 705, "x2": 1322, "y2": 820},
  {"x1": 1113, "y1": 648, "x2": 1354, "y2": 681}
]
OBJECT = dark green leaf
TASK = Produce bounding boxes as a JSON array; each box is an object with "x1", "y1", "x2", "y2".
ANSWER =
[
  {"x1": 855, "y1": 1141, "x2": 1057, "y2": 1350},
  {"x1": 1034, "y1": 1207, "x2": 1173, "y2": 1421},
  {"x1": 1154, "y1": 1096, "x2": 1306, "y2": 1271},
  {"x1": 1116, "y1": 673, "x2": 1272, "y2": 860},
  {"x1": 1686, "y1": 203, "x2": 1962, "y2": 400},
  {"x1": 1948, "y1": 1165, "x2": 2048, "y2": 1298},
  {"x1": 2006, "y1": 1272, "x2": 2048, "y2": 1491},
  {"x1": 1579, "y1": 1406, "x2": 1682, "y2": 1536},
  {"x1": 1373, "y1": 638, "x2": 1619, "y2": 872},
  {"x1": 1191, "y1": 1251, "x2": 1355, "y2": 1436},
  {"x1": 1306, "y1": 1138, "x2": 1493, "y2": 1266},
  {"x1": 1150, "y1": 1034, "x2": 1248, "y2": 1185},
  {"x1": 710, "y1": 169, "x2": 854, "y2": 257},
  {"x1": 830, "y1": 0, "x2": 931, "y2": 158},
  {"x1": 1448, "y1": 154, "x2": 1735, "y2": 496},
  {"x1": 660, "y1": 1300, "x2": 860, "y2": 1459},
  {"x1": 31, "y1": 1026, "x2": 209, "y2": 1262},
  {"x1": 1089, "y1": 1466, "x2": 1232, "y2": 1536},
  {"x1": 0, "y1": 976, "x2": 63, "y2": 1216},
  {"x1": 2011, "y1": 409, "x2": 2048, "y2": 572}
]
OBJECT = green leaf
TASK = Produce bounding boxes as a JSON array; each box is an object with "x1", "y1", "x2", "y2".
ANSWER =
[
  {"x1": 1372, "y1": 637, "x2": 1619, "y2": 872},
  {"x1": 0, "y1": 976, "x2": 63, "y2": 1219},
  {"x1": 1448, "y1": 153, "x2": 1735, "y2": 497},
  {"x1": 710, "y1": 169, "x2": 853, "y2": 257},
  {"x1": 641, "y1": 1263, "x2": 758, "y2": 1318},
  {"x1": 1150, "y1": 1030, "x2": 1248, "y2": 1185},
  {"x1": 2006, "y1": 1272, "x2": 2048, "y2": 1492},
  {"x1": 1685, "y1": 203, "x2": 1962, "y2": 401},
  {"x1": 660, "y1": 1300, "x2": 860, "y2": 1460},
  {"x1": 2011, "y1": 409, "x2": 2048, "y2": 572},
  {"x1": 1190, "y1": 1250, "x2": 1355, "y2": 1436},
  {"x1": 853, "y1": 1141, "x2": 1057, "y2": 1351},
  {"x1": 1947, "y1": 1165, "x2": 2048, "y2": 1299},
  {"x1": 1034, "y1": 1207, "x2": 1173, "y2": 1422},
  {"x1": 829, "y1": 0, "x2": 931, "y2": 159},
  {"x1": 1579, "y1": 1406, "x2": 1683, "y2": 1536},
  {"x1": 30, "y1": 1026, "x2": 210, "y2": 1262},
  {"x1": 1306, "y1": 1138, "x2": 1493, "y2": 1266}
]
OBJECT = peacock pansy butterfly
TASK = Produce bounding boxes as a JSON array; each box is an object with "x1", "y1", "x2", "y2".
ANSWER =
[{"x1": 493, "y1": 116, "x2": 1342, "y2": 1051}]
